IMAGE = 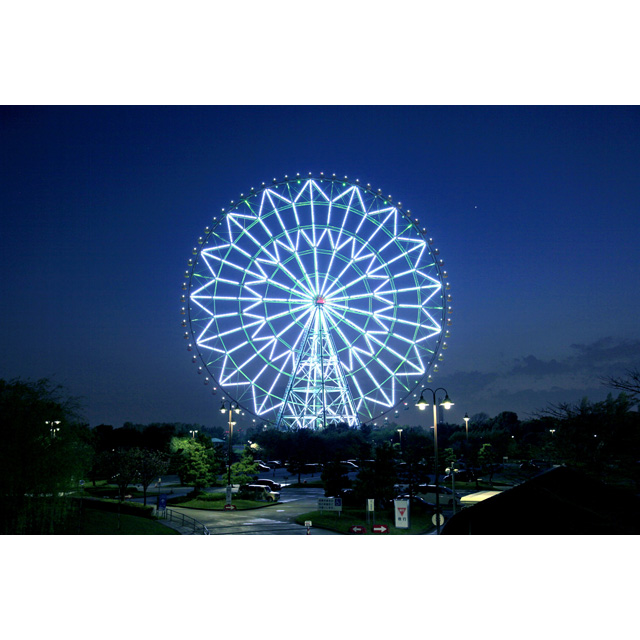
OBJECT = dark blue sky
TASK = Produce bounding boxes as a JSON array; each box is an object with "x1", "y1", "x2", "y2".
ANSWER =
[{"x1": 2, "y1": 106, "x2": 639, "y2": 429}]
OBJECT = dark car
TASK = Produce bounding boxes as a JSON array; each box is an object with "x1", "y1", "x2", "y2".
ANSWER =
[
  {"x1": 302, "y1": 463, "x2": 323, "y2": 474},
  {"x1": 520, "y1": 461, "x2": 541, "y2": 473},
  {"x1": 332, "y1": 488, "x2": 358, "y2": 506},
  {"x1": 443, "y1": 469, "x2": 476, "y2": 483},
  {"x1": 395, "y1": 494, "x2": 436, "y2": 513}
]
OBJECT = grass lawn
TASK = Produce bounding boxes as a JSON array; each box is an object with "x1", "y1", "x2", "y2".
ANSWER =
[
  {"x1": 78, "y1": 507, "x2": 180, "y2": 535},
  {"x1": 168, "y1": 492, "x2": 271, "y2": 510},
  {"x1": 295, "y1": 507, "x2": 435, "y2": 534}
]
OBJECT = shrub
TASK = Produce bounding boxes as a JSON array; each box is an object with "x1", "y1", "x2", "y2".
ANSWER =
[{"x1": 81, "y1": 498, "x2": 155, "y2": 519}]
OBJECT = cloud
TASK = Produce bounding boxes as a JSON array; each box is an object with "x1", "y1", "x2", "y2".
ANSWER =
[
  {"x1": 509, "y1": 355, "x2": 569, "y2": 377},
  {"x1": 434, "y1": 336, "x2": 640, "y2": 420}
]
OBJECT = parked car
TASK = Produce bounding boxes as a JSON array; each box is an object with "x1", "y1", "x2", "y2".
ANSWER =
[
  {"x1": 253, "y1": 478, "x2": 281, "y2": 491},
  {"x1": 266, "y1": 460, "x2": 283, "y2": 469},
  {"x1": 520, "y1": 461, "x2": 541, "y2": 473},
  {"x1": 302, "y1": 463, "x2": 323, "y2": 474},
  {"x1": 530, "y1": 459, "x2": 552, "y2": 469},
  {"x1": 331, "y1": 488, "x2": 358, "y2": 506},
  {"x1": 414, "y1": 484, "x2": 461, "y2": 507},
  {"x1": 443, "y1": 469, "x2": 476, "y2": 483},
  {"x1": 339, "y1": 460, "x2": 359, "y2": 471},
  {"x1": 240, "y1": 484, "x2": 280, "y2": 502},
  {"x1": 395, "y1": 494, "x2": 436, "y2": 513},
  {"x1": 255, "y1": 462, "x2": 271, "y2": 472}
]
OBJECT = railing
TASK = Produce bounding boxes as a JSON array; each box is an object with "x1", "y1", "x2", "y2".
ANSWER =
[{"x1": 160, "y1": 507, "x2": 209, "y2": 534}]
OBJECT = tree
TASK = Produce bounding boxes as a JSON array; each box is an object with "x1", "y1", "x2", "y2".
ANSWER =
[
  {"x1": 98, "y1": 449, "x2": 141, "y2": 502},
  {"x1": 602, "y1": 368, "x2": 640, "y2": 401},
  {"x1": 285, "y1": 429, "x2": 318, "y2": 482},
  {"x1": 536, "y1": 393, "x2": 640, "y2": 483},
  {"x1": 352, "y1": 443, "x2": 398, "y2": 507},
  {"x1": 171, "y1": 437, "x2": 219, "y2": 492},
  {"x1": 478, "y1": 443, "x2": 497, "y2": 485},
  {"x1": 131, "y1": 448, "x2": 169, "y2": 505},
  {"x1": 0, "y1": 378, "x2": 93, "y2": 533},
  {"x1": 321, "y1": 461, "x2": 352, "y2": 497},
  {"x1": 230, "y1": 446, "x2": 259, "y2": 485}
]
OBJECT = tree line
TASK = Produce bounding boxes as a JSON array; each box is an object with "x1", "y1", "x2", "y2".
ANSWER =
[{"x1": 2, "y1": 369, "x2": 638, "y2": 532}]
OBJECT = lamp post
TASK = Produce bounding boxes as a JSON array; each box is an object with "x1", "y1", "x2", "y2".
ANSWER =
[
  {"x1": 464, "y1": 413, "x2": 469, "y2": 441},
  {"x1": 46, "y1": 420, "x2": 61, "y2": 437},
  {"x1": 189, "y1": 429, "x2": 198, "y2": 439},
  {"x1": 416, "y1": 387, "x2": 454, "y2": 534},
  {"x1": 221, "y1": 400, "x2": 240, "y2": 505}
]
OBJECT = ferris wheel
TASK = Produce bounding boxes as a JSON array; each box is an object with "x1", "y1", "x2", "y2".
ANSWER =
[{"x1": 182, "y1": 173, "x2": 451, "y2": 429}]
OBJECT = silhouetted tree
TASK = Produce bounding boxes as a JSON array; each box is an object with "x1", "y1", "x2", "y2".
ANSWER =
[
  {"x1": 0, "y1": 378, "x2": 93, "y2": 533},
  {"x1": 131, "y1": 448, "x2": 170, "y2": 505}
]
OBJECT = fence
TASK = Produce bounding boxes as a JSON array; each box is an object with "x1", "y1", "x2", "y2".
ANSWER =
[{"x1": 160, "y1": 507, "x2": 209, "y2": 534}]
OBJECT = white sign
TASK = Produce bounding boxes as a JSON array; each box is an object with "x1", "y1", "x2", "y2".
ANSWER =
[
  {"x1": 367, "y1": 499, "x2": 375, "y2": 512},
  {"x1": 318, "y1": 497, "x2": 342, "y2": 512},
  {"x1": 394, "y1": 499, "x2": 410, "y2": 529},
  {"x1": 432, "y1": 513, "x2": 445, "y2": 526},
  {"x1": 305, "y1": 520, "x2": 312, "y2": 528}
]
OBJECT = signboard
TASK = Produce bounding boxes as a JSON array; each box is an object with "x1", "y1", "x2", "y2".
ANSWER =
[
  {"x1": 432, "y1": 513, "x2": 445, "y2": 526},
  {"x1": 304, "y1": 520, "x2": 312, "y2": 528},
  {"x1": 223, "y1": 503, "x2": 237, "y2": 511},
  {"x1": 372, "y1": 524, "x2": 388, "y2": 534},
  {"x1": 394, "y1": 499, "x2": 410, "y2": 529},
  {"x1": 367, "y1": 499, "x2": 375, "y2": 512},
  {"x1": 318, "y1": 497, "x2": 342, "y2": 512},
  {"x1": 226, "y1": 486, "x2": 233, "y2": 503},
  {"x1": 349, "y1": 525, "x2": 366, "y2": 534},
  {"x1": 158, "y1": 494, "x2": 167, "y2": 510}
]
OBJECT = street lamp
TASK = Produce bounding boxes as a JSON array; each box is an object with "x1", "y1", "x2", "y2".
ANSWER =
[
  {"x1": 416, "y1": 387, "x2": 454, "y2": 534},
  {"x1": 46, "y1": 420, "x2": 61, "y2": 438},
  {"x1": 397, "y1": 428, "x2": 403, "y2": 451},
  {"x1": 464, "y1": 413, "x2": 470, "y2": 441},
  {"x1": 221, "y1": 400, "x2": 240, "y2": 504},
  {"x1": 189, "y1": 429, "x2": 198, "y2": 439}
]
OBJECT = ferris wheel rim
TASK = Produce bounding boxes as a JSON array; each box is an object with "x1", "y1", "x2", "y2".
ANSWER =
[{"x1": 184, "y1": 173, "x2": 450, "y2": 427}]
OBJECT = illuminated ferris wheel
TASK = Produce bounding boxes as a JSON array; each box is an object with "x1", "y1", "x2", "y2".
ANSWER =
[{"x1": 182, "y1": 173, "x2": 451, "y2": 429}]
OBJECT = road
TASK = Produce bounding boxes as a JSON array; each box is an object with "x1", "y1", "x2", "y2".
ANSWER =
[
  {"x1": 142, "y1": 470, "x2": 343, "y2": 535},
  {"x1": 141, "y1": 468, "x2": 477, "y2": 535},
  {"x1": 165, "y1": 485, "x2": 341, "y2": 535}
]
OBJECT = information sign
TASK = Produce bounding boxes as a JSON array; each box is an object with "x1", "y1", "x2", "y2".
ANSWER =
[
  {"x1": 318, "y1": 497, "x2": 342, "y2": 512},
  {"x1": 394, "y1": 499, "x2": 410, "y2": 529},
  {"x1": 367, "y1": 499, "x2": 375, "y2": 512}
]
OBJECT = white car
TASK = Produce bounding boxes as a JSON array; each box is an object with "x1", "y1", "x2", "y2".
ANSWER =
[
  {"x1": 414, "y1": 484, "x2": 461, "y2": 507},
  {"x1": 245, "y1": 484, "x2": 280, "y2": 502}
]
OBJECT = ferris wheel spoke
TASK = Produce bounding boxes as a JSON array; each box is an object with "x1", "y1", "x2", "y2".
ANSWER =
[{"x1": 187, "y1": 176, "x2": 448, "y2": 428}]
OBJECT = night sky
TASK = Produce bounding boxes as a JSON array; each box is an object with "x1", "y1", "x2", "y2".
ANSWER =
[{"x1": 2, "y1": 106, "x2": 639, "y2": 430}]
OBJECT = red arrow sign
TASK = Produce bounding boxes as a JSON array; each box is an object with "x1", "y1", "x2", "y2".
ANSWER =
[
  {"x1": 372, "y1": 525, "x2": 389, "y2": 533},
  {"x1": 349, "y1": 525, "x2": 366, "y2": 534}
]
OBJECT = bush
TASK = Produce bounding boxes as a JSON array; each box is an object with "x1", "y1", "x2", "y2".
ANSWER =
[{"x1": 81, "y1": 498, "x2": 155, "y2": 519}]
